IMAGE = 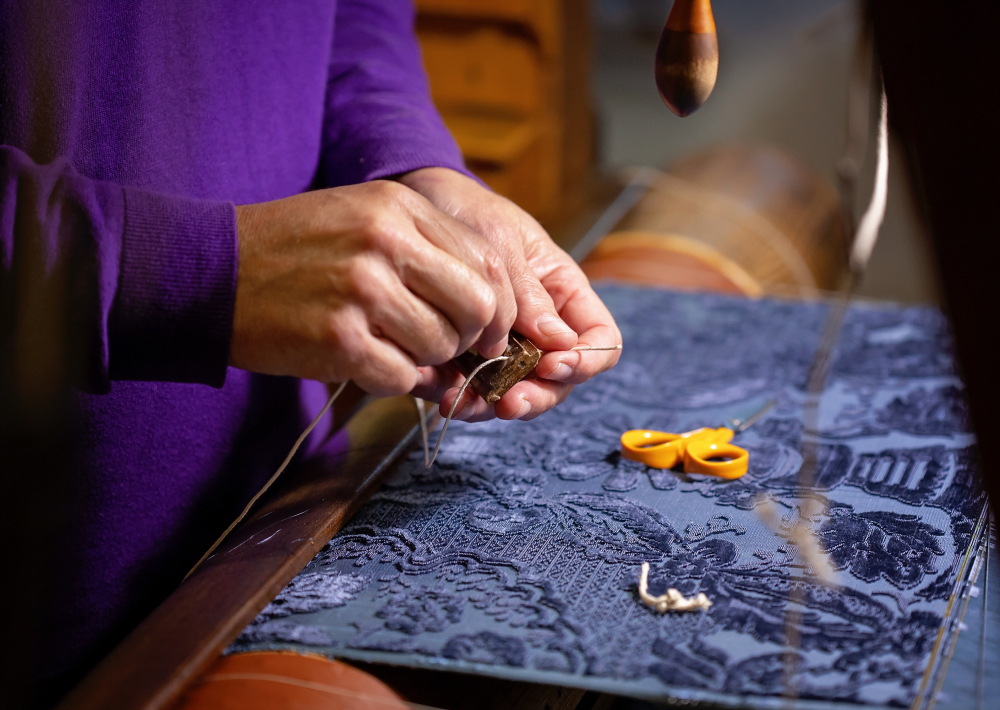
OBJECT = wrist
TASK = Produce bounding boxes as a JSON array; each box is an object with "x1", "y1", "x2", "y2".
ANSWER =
[{"x1": 395, "y1": 166, "x2": 467, "y2": 191}]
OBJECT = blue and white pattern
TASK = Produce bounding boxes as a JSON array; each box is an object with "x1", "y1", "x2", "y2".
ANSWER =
[{"x1": 231, "y1": 286, "x2": 985, "y2": 707}]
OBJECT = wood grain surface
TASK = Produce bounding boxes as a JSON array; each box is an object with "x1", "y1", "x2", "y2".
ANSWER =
[
  {"x1": 176, "y1": 652, "x2": 409, "y2": 710},
  {"x1": 664, "y1": 0, "x2": 715, "y2": 34},
  {"x1": 609, "y1": 146, "x2": 846, "y2": 297},
  {"x1": 56, "y1": 395, "x2": 429, "y2": 710}
]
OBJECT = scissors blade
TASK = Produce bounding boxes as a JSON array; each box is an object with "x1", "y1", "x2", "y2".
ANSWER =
[{"x1": 727, "y1": 398, "x2": 776, "y2": 434}]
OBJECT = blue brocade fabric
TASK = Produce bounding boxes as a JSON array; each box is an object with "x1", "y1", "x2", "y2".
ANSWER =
[{"x1": 230, "y1": 286, "x2": 985, "y2": 707}]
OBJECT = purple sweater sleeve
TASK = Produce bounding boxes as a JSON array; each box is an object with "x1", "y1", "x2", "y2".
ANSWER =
[
  {"x1": 317, "y1": 0, "x2": 473, "y2": 186},
  {"x1": 0, "y1": 147, "x2": 237, "y2": 393}
]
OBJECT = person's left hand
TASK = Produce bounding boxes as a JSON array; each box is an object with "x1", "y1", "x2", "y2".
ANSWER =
[{"x1": 398, "y1": 167, "x2": 622, "y2": 422}]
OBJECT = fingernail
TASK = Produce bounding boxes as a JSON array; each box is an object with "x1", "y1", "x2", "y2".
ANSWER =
[
  {"x1": 515, "y1": 398, "x2": 530, "y2": 419},
  {"x1": 456, "y1": 397, "x2": 475, "y2": 420},
  {"x1": 481, "y1": 339, "x2": 508, "y2": 359},
  {"x1": 536, "y1": 313, "x2": 573, "y2": 337},
  {"x1": 547, "y1": 363, "x2": 572, "y2": 381}
]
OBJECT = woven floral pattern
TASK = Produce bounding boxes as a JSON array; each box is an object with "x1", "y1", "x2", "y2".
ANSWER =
[{"x1": 231, "y1": 287, "x2": 985, "y2": 707}]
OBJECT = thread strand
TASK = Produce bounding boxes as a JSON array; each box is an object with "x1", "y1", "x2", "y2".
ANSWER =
[
  {"x1": 414, "y1": 396, "x2": 430, "y2": 467},
  {"x1": 419, "y1": 345, "x2": 621, "y2": 467},
  {"x1": 424, "y1": 356, "x2": 508, "y2": 468},
  {"x1": 183, "y1": 380, "x2": 349, "y2": 581}
]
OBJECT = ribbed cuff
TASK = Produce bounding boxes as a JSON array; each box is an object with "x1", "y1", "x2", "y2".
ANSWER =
[{"x1": 108, "y1": 187, "x2": 237, "y2": 387}]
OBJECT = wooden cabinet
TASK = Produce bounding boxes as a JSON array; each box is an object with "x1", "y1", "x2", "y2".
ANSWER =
[{"x1": 415, "y1": 0, "x2": 594, "y2": 224}]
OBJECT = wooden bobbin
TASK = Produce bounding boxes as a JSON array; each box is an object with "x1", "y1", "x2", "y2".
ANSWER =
[
  {"x1": 176, "y1": 651, "x2": 408, "y2": 710},
  {"x1": 656, "y1": 0, "x2": 719, "y2": 116},
  {"x1": 581, "y1": 145, "x2": 847, "y2": 298},
  {"x1": 452, "y1": 331, "x2": 541, "y2": 404}
]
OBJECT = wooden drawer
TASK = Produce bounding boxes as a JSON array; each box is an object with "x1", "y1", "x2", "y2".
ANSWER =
[
  {"x1": 440, "y1": 112, "x2": 560, "y2": 220},
  {"x1": 416, "y1": 0, "x2": 539, "y2": 21},
  {"x1": 415, "y1": 0, "x2": 593, "y2": 225},
  {"x1": 440, "y1": 113, "x2": 539, "y2": 164},
  {"x1": 418, "y1": 26, "x2": 544, "y2": 116},
  {"x1": 415, "y1": 0, "x2": 559, "y2": 50}
]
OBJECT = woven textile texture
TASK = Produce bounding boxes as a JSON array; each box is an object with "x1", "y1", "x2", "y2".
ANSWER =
[{"x1": 230, "y1": 286, "x2": 985, "y2": 707}]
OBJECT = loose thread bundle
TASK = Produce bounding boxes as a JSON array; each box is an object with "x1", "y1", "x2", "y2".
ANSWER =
[
  {"x1": 420, "y1": 343, "x2": 623, "y2": 468},
  {"x1": 638, "y1": 561, "x2": 712, "y2": 612},
  {"x1": 183, "y1": 380, "x2": 349, "y2": 581}
]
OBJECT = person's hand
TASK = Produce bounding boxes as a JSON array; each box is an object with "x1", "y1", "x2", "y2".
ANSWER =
[
  {"x1": 398, "y1": 167, "x2": 622, "y2": 421},
  {"x1": 230, "y1": 181, "x2": 516, "y2": 396}
]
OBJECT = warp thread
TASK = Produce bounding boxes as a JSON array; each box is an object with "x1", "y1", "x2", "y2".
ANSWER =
[{"x1": 638, "y1": 561, "x2": 712, "y2": 613}]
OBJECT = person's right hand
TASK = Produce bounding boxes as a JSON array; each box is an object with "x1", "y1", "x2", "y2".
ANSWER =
[{"x1": 229, "y1": 180, "x2": 516, "y2": 396}]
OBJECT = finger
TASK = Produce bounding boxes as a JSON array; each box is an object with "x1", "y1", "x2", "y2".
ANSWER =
[
  {"x1": 493, "y1": 378, "x2": 573, "y2": 421},
  {"x1": 397, "y1": 176, "x2": 575, "y2": 355},
  {"x1": 501, "y1": 251, "x2": 579, "y2": 354},
  {"x1": 409, "y1": 206, "x2": 517, "y2": 359},
  {"x1": 332, "y1": 309, "x2": 421, "y2": 397},
  {"x1": 387, "y1": 229, "x2": 499, "y2": 357},
  {"x1": 437, "y1": 383, "x2": 494, "y2": 422},
  {"x1": 411, "y1": 366, "x2": 495, "y2": 421},
  {"x1": 460, "y1": 401, "x2": 498, "y2": 423},
  {"x1": 359, "y1": 256, "x2": 462, "y2": 366},
  {"x1": 531, "y1": 263, "x2": 622, "y2": 384},
  {"x1": 410, "y1": 365, "x2": 463, "y2": 403}
]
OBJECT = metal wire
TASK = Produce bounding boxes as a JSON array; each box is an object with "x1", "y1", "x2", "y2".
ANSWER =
[{"x1": 977, "y1": 525, "x2": 990, "y2": 710}]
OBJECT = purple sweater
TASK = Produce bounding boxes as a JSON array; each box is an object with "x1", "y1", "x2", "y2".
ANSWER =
[{"x1": 0, "y1": 0, "x2": 468, "y2": 694}]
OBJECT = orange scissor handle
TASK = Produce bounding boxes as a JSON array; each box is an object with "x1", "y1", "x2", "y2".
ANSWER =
[
  {"x1": 620, "y1": 429, "x2": 689, "y2": 469},
  {"x1": 683, "y1": 438, "x2": 748, "y2": 479},
  {"x1": 620, "y1": 427, "x2": 748, "y2": 479}
]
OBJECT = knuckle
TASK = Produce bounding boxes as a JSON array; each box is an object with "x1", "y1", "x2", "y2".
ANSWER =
[
  {"x1": 479, "y1": 247, "x2": 507, "y2": 286},
  {"x1": 358, "y1": 212, "x2": 393, "y2": 248},
  {"x1": 379, "y1": 366, "x2": 418, "y2": 397},
  {"x1": 344, "y1": 259, "x2": 372, "y2": 299},
  {"x1": 411, "y1": 329, "x2": 459, "y2": 367},
  {"x1": 368, "y1": 179, "x2": 410, "y2": 210},
  {"x1": 430, "y1": 333, "x2": 461, "y2": 365},
  {"x1": 323, "y1": 314, "x2": 362, "y2": 358},
  {"x1": 466, "y1": 283, "x2": 496, "y2": 331}
]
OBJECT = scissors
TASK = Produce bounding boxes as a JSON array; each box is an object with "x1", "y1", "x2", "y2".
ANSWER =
[{"x1": 620, "y1": 399, "x2": 774, "y2": 480}]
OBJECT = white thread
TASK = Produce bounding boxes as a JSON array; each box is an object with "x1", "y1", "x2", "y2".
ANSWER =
[
  {"x1": 849, "y1": 87, "x2": 889, "y2": 273},
  {"x1": 638, "y1": 561, "x2": 712, "y2": 612},
  {"x1": 185, "y1": 345, "x2": 623, "y2": 574},
  {"x1": 418, "y1": 344, "x2": 622, "y2": 467},
  {"x1": 183, "y1": 380, "x2": 350, "y2": 581},
  {"x1": 569, "y1": 344, "x2": 622, "y2": 351},
  {"x1": 413, "y1": 397, "x2": 430, "y2": 467},
  {"x1": 424, "y1": 356, "x2": 508, "y2": 468}
]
